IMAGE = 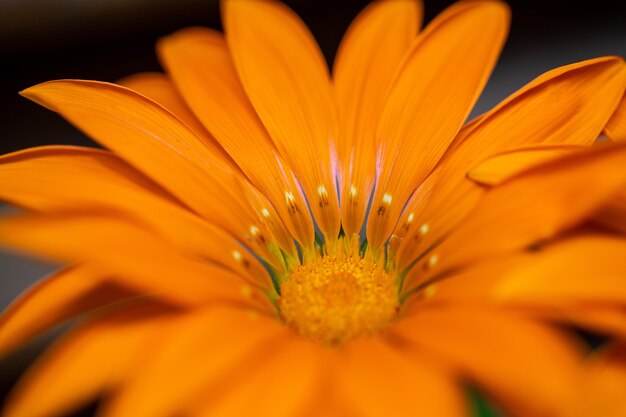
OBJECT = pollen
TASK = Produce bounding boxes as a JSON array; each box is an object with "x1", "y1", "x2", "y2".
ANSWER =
[{"x1": 278, "y1": 242, "x2": 399, "y2": 346}]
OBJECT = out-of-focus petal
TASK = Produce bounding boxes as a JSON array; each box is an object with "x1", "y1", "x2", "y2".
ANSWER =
[
  {"x1": 0, "y1": 266, "x2": 136, "y2": 356},
  {"x1": 334, "y1": 338, "x2": 468, "y2": 417},
  {"x1": 102, "y1": 307, "x2": 295, "y2": 417},
  {"x1": 0, "y1": 146, "x2": 272, "y2": 283},
  {"x1": 397, "y1": 307, "x2": 583, "y2": 417},
  {"x1": 0, "y1": 213, "x2": 273, "y2": 310},
  {"x1": 3, "y1": 304, "x2": 176, "y2": 417}
]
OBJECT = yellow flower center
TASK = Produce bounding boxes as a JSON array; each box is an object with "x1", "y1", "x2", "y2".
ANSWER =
[{"x1": 278, "y1": 238, "x2": 399, "y2": 346}]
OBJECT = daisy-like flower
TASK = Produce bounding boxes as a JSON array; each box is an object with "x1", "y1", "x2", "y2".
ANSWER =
[{"x1": 1, "y1": 0, "x2": 626, "y2": 416}]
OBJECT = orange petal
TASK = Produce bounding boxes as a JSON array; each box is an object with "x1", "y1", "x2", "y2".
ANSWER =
[
  {"x1": 468, "y1": 145, "x2": 585, "y2": 186},
  {"x1": 397, "y1": 57, "x2": 626, "y2": 266},
  {"x1": 0, "y1": 265, "x2": 138, "y2": 357},
  {"x1": 118, "y1": 72, "x2": 235, "y2": 166},
  {"x1": 335, "y1": 338, "x2": 467, "y2": 417},
  {"x1": 3, "y1": 304, "x2": 175, "y2": 417},
  {"x1": 366, "y1": 0, "x2": 510, "y2": 252},
  {"x1": 191, "y1": 337, "x2": 323, "y2": 417},
  {"x1": 495, "y1": 234, "x2": 626, "y2": 304},
  {"x1": 0, "y1": 146, "x2": 273, "y2": 285},
  {"x1": 223, "y1": 0, "x2": 340, "y2": 242},
  {"x1": 333, "y1": 0, "x2": 422, "y2": 236},
  {"x1": 19, "y1": 80, "x2": 267, "y2": 252},
  {"x1": 604, "y1": 91, "x2": 626, "y2": 142},
  {"x1": 396, "y1": 307, "x2": 583, "y2": 416},
  {"x1": 102, "y1": 307, "x2": 291, "y2": 417},
  {"x1": 158, "y1": 29, "x2": 315, "y2": 249},
  {"x1": 0, "y1": 213, "x2": 273, "y2": 310},
  {"x1": 402, "y1": 144, "x2": 626, "y2": 289}
]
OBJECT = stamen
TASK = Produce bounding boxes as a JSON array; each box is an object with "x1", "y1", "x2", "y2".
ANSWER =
[
  {"x1": 285, "y1": 191, "x2": 300, "y2": 214},
  {"x1": 424, "y1": 254, "x2": 439, "y2": 270},
  {"x1": 349, "y1": 184, "x2": 358, "y2": 200},
  {"x1": 317, "y1": 184, "x2": 329, "y2": 207},
  {"x1": 377, "y1": 193, "x2": 393, "y2": 216},
  {"x1": 403, "y1": 212, "x2": 415, "y2": 231}
]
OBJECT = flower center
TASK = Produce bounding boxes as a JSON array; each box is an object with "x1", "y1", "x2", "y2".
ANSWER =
[{"x1": 278, "y1": 239, "x2": 399, "y2": 346}]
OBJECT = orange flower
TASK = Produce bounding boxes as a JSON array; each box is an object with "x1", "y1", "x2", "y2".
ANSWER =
[{"x1": 1, "y1": 0, "x2": 626, "y2": 416}]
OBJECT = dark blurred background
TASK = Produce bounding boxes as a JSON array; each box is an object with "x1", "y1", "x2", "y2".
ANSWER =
[{"x1": 1, "y1": 0, "x2": 625, "y2": 415}]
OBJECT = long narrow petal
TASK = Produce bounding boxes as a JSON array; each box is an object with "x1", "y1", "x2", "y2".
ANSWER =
[
  {"x1": 401, "y1": 144, "x2": 626, "y2": 288},
  {"x1": 102, "y1": 307, "x2": 292, "y2": 417},
  {"x1": 20, "y1": 80, "x2": 270, "y2": 255},
  {"x1": 0, "y1": 213, "x2": 273, "y2": 310},
  {"x1": 0, "y1": 146, "x2": 272, "y2": 284},
  {"x1": 223, "y1": 0, "x2": 340, "y2": 242},
  {"x1": 117, "y1": 72, "x2": 235, "y2": 166},
  {"x1": 366, "y1": 0, "x2": 510, "y2": 252},
  {"x1": 605, "y1": 91, "x2": 626, "y2": 141},
  {"x1": 397, "y1": 57, "x2": 626, "y2": 261},
  {"x1": 467, "y1": 145, "x2": 584, "y2": 186},
  {"x1": 333, "y1": 0, "x2": 421, "y2": 236},
  {"x1": 396, "y1": 307, "x2": 583, "y2": 417},
  {"x1": 335, "y1": 338, "x2": 467, "y2": 417},
  {"x1": 0, "y1": 266, "x2": 136, "y2": 356},
  {"x1": 3, "y1": 304, "x2": 175, "y2": 417},
  {"x1": 158, "y1": 28, "x2": 314, "y2": 249}
]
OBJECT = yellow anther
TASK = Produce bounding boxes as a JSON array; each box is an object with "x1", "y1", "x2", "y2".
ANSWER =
[
  {"x1": 349, "y1": 185, "x2": 358, "y2": 198},
  {"x1": 424, "y1": 284, "x2": 437, "y2": 298},
  {"x1": 317, "y1": 184, "x2": 329, "y2": 207},
  {"x1": 285, "y1": 191, "x2": 300, "y2": 214},
  {"x1": 427, "y1": 254, "x2": 439, "y2": 269},
  {"x1": 377, "y1": 193, "x2": 393, "y2": 216}
]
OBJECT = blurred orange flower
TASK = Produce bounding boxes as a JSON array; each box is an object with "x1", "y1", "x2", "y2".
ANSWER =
[{"x1": 1, "y1": 0, "x2": 626, "y2": 416}]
